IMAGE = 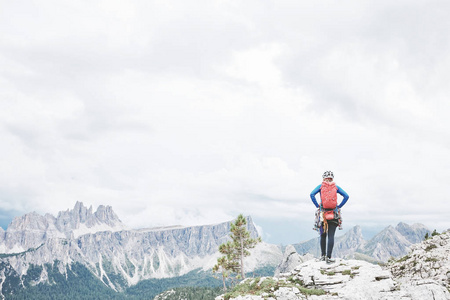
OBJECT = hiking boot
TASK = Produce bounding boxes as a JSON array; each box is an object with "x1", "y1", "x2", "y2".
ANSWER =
[
  {"x1": 317, "y1": 255, "x2": 326, "y2": 262},
  {"x1": 326, "y1": 257, "x2": 336, "y2": 264}
]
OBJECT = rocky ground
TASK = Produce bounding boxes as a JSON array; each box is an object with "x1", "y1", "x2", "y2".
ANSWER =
[
  {"x1": 215, "y1": 230, "x2": 450, "y2": 300},
  {"x1": 390, "y1": 229, "x2": 449, "y2": 288}
]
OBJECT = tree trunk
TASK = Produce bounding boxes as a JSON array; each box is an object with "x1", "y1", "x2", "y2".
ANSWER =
[
  {"x1": 222, "y1": 271, "x2": 227, "y2": 292},
  {"x1": 240, "y1": 233, "x2": 245, "y2": 279}
]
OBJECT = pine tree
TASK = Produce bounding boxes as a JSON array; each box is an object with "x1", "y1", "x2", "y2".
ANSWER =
[
  {"x1": 212, "y1": 254, "x2": 229, "y2": 291},
  {"x1": 230, "y1": 214, "x2": 261, "y2": 279},
  {"x1": 213, "y1": 240, "x2": 240, "y2": 291},
  {"x1": 212, "y1": 256, "x2": 227, "y2": 291},
  {"x1": 213, "y1": 214, "x2": 261, "y2": 286}
]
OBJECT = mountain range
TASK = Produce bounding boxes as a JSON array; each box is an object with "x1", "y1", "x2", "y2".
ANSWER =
[
  {"x1": 293, "y1": 222, "x2": 430, "y2": 262},
  {"x1": 0, "y1": 202, "x2": 432, "y2": 298},
  {"x1": 0, "y1": 202, "x2": 281, "y2": 298}
]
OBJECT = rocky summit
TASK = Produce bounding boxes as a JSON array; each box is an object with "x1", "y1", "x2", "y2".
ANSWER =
[{"x1": 216, "y1": 230, "x2": 450, "y2": 300}]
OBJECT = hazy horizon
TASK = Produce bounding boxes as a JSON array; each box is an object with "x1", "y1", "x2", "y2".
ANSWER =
[{"x1": 0, "y1": 201, "x2": 435, "y2": 245}]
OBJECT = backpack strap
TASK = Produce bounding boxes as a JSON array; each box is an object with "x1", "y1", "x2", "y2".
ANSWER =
[{"x1": 322, "y1": 215, "x2": 328, "y2": 233}]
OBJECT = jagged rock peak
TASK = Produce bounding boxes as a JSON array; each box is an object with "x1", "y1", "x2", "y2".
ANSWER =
[
  {"x1": 94, "y1": 204, "x2": 122, "y2": 226},
  {"x1": 1, "y1": 202, "x2": 127, "y2": 253},
  {"x1": 243, "y1": 215, "x2": 259, "y2": 238},
  {"x1": 7, "y1": 211, "x2": 50, "y2": 231},
  {"x1": 341, "y1": 225, "x2": 364, "y2": 242},
  {"x1": 395, "y1": 222, "x2": 430, "y2": 244},
  {"x1": 6, "y1": 202, "x2": 123, "y2": 233},
  {"x1": 55, "y1": 201, "x2": 124, "y2": 231},
  {"x1": 349, "y1": 224, "x2": 361, "y2": 233}
]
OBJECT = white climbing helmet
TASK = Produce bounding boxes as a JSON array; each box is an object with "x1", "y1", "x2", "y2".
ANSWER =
[{"x1": 322, "y1": 171, "x2": 334, "y2": 179}]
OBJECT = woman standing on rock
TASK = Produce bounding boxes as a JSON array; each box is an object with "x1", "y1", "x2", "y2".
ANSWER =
[{"x1": 310, "y1": 171, "x2": 349, "y2": 263}]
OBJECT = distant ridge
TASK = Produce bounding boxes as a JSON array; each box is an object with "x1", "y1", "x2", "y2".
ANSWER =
[{"x1": 293, "y1": 222, "x2": 430, "y2": 262}]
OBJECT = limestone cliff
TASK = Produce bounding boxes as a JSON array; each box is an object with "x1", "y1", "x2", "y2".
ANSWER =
[{"x1": 0, "y1": 203, "x2": 282, "y2": 294}]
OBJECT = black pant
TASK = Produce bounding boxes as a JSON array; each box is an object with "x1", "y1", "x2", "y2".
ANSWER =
[{"x1": 320, "y1": 221, "x2": 338, "y2": 258}]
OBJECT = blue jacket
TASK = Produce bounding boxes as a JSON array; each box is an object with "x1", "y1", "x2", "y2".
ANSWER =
[{"x1": 310, "y1": 184, "x2": 349, "y2": 209}]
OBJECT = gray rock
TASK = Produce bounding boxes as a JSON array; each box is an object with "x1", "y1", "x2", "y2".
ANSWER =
[
  {"x1": 395, "y1": 222, "x2": 430, "y2": 244},
  {"x1": 0, "y1": 203, "x2": 280, "y2": 294},
  {"x1": 274, "y1": 245, "x2": 313, "y2": 276},
  {"x1": 222, "y1": 231, "x2": 450, "y2": 300}
]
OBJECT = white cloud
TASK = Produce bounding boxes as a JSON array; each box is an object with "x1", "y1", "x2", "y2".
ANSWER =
[
  {"x1": 223, "y1": 43, "x2": 286, "y2": 86},
  {"x1": 0, "y1": 0, "x2": 449, "y2": 242}
]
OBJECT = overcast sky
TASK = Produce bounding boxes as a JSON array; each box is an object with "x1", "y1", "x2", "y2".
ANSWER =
[{"x1": 1, "y1": 0, "x2": 449, "y2": 245}]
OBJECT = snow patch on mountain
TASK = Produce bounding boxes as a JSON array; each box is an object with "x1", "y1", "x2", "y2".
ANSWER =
[
  {"x1": 0, "y1": 244, "x2": 26, "y2": 254},
  {"x1": 72, "y1": 222, "x2": 126, "y2": 238}
]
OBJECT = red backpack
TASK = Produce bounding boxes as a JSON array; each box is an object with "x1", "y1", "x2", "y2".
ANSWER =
[{"x1": 321, "y1": 181, "x2": 337, "y2": 220}]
